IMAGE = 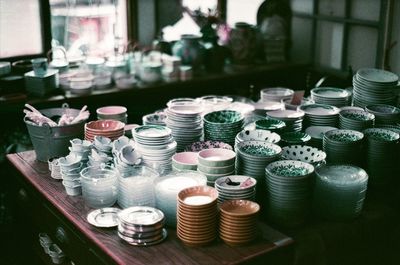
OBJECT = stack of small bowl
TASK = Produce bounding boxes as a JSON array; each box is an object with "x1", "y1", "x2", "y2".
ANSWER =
[
  {"x1": 299, "y1": 103, "x2": 340, "y2": 128},
  {"x1": 280, "y1": 132, "x2": 311, "y2": 147},
  {"x1": 339, "y1": 109, "x2": 375, "y2": 131},
  {"x1": 215, "y1": 175, "x2": 257, "y2": 203},
  {"x1": 363, "y1": 128, "x2": 400, "y2": 186},
  {"x1": 219, "y1": 200, "x2": 260, "y2": 246},
  {"x1": 133, "y1": 125, "x2": 177, "y2": 175},
  {"x1": 154, "y1": 171, "x2": 207, "y2": 227},
  {"x1": 172, "y1": 152, "x2": 198, "y2": 171},
  {"x1": 267, "y1": 109, "x2": 305, "y2": 132},
  {"x1": 118, "y1": 165, "x2": 159, "y2": 208},
  {"x1": 310, "y1": 87, "x2": 352, "y2": 107},
  {"x1": 97, "y1": 106, "x2": 128, "y2": 123},
  {"x1": 235, "y1": 129, "x2": 281, "y2": 146},
  {"x1": 305, "y1": 126, "x2": 337, "y2": 149},
  {"x1": 165, "y1": 101, "x2": 203, "y2": 152},
  {"x1": 313, "y1": 165, "x2": 368, "y2": 221},
  {"x1": 142, "y1": 112, "x2": 167, "y2": 126},
  {"x1": 59, "y1": 153, "x2": 83, "y2": 196},
  {"x1": 281, "y1": 145, "x2": 326, "y2": 168},
  {"x1": 80, "y1": 165, "x2": 119, "y2": 208},
  {"x1": 197, "y1": 148, "x2": 236, "y2": 186},
  {"x1": 260, "y1": 87, "x2": 294, "y2": 102},
  {"x1": 203, "y1": 110, "x2": 244, "y2": 148},
  {"x1": 85, "y1": 120, "x2": 125, "y2": 141},
  {"x1": 265, "y1": 160, "x2": 315, "y2": 227},
  {"x1": 365, "y1": 104, "x2": 400, "y2": 126},
  {"x1": 352, "y1": 68, "x2": 399, "y2": 108},
  {"x1": 118, "y1": 206, "x2": 167, "y2": 246},
  {"x1": 323, "y1": 129, "x2": 364, "y2": 165},
  {"x1": 177, "y1": 186, "x2": 219, "y2": 247},
  {"x1": 254, "y1": 118, "x2": 286, "y2": 134}
]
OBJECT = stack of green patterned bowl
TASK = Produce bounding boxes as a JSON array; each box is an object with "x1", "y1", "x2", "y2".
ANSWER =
[
  {"x1": 363, "y1": 128, "x2": 400, "y2": 186},
  {"x1": 203, "y1": 110, "x2": 244, "y2": 148},
  {"x1": 323, "y1": 129, "x2": 364, "y2": 165},
  {"x1": 254, "y1": 118, "x2": 286, "y2": 134},
  {"x1": 280, "y1": 132, "x2": 311, "y2": 147},
  {"x1": 339, "y1": 109, "x2": 375, "y2": 131},
  {"x1": 365, "y1": 104, "x2": 400, "y2": 126}
]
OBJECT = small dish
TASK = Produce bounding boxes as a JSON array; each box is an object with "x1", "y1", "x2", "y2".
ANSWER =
[{"x1": 87, "y1": 207, "x2": 121, "y2": 228}]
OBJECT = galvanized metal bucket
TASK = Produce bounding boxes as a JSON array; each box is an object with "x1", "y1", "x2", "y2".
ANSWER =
[{"x1": 24, "y1": 105, "x2": 86, "y2": 161}]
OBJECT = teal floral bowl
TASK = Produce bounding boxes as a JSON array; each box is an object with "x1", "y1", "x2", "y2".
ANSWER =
[
  {"x1": 363, "y1": 128, "x2": 399, "y2": 142},
  {"x1": 203, "y1": 110, "x2": 243, "y2": 124},
  {"x1": 236, "y1": 140, "x2": 282, "y2": 158},
  {"x1": 255, "y1": 118, "x2": 286, "y2": 130},
  {"x1": 324, "y1": 129, "x2": 364, "y2": 143},
  {"x1": 266, "y1": 160, "x2": 314, "y2": 178},
  {"x1": 280, "y1": 132, "x2": 311, "y2": 146}
]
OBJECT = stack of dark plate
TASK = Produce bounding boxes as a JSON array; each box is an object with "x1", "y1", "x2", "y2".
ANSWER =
[
  {"x1": 365, "y1": 104, "x2": 400, "y2": 126},
  {"x1": 311, "y1": 87, "x2": 352, "y2": 107},
  {"x1": 117, "y1": 206, "x2": 167, "y2": 246},
  {"x1": 267, "y1": 109, "x2": 305, "y2": 132},
  {"x1": 299, "y1": 104, "x2": 340, "y2": 128}
]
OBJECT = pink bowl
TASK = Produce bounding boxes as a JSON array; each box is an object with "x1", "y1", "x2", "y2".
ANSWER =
[
  {"x1": 85, "y1": 120, "x2": 125, "y2": 132},
  {"x1": 96, "y1": 106, "x2": 127, "y2": 115},
  {"x1": 173, "y1": 152, "x2": 198, "y2": 166}
]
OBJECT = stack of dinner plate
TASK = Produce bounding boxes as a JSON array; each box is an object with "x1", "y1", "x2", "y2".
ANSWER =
[
  {"x1": 165, "y1": 102, "x2": 203, "y2": 152},
  {"x1": 132, "y1": 125, "x2": 177, "y2": 175},
  {"x1": 299, "y1": 104, "x2": 340, "y2": 128},
  {"x1": 352, "y1": 68, "x2": 399, "y2": 108},
  {"x1": 117, "y1": 206, "x2": 167, "y2": 246},
  {"x1": 311, "y1": 87, "x2": 352, "y2": 107},
  {"x1": 313, "y1": 165, "x2": 368, "y2": 221},
  {"x1": 266, "y1": 109, "x2": 305, "y2": 132}
]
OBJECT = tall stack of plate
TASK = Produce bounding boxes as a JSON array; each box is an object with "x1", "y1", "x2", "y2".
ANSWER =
[
  {"x1": 132, "y1": 125, "x2": 177, "y2": 175},
  {"x1": 260, "y1": 87, "x2": 294, "y2": 102},
  {"x1": 235, "y1": 141, "x2": 281, "y2": 203},
  {"x1": 299, "y1": 104, "x2": 340, "y2": 128},
  {"x1": 305, "y1": 126, "x2": 337, "y2": 149},
  {"x1": 265, "y1": 160, "x2": 315, "y2": 227},
  {"x1": 313, "y1": 165, "x2": 368, "y2": 221},
  {"x1": 339, "y1": 109, "x2": 375, "y2": 131},
  {"x1": 363, "y1": 128, "x2": 400, "y2": 186},
  {"x1": 165, "y1": 103, "x2": 203, "y2": 152},
  {"x1": 365, "y1": 104, "x2": 400, "y2": 126},
  {"x1": 311, "y1": 87, "x2": 352, "y2": 107},
  {"x1": 266, "y1": 110, "x2": 305, "y2": 132},
  {"x1": 215, "y1": 176, "x2": 257, "y2": 203},
  {"x1": 203, "y1": 110, "x2": 244, "y2": 148},
  {"x1": 323, "y1": 129, "x2": 364, "y2": 165},
  {"x1": 117, "y1": 206, "x2": 167, "y2": 246},
  {"x1": 352, "y1": 68, "x2": 399, "y2": 108}
]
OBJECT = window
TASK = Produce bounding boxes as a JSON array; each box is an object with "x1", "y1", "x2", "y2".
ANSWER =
[
  {"x1": 49, "y1": 0, "x2": 128, "y2": 60},
  {"x1": 290, "y1": 0, "x2": 390, "y2": 74},
  {"x1": 226, "y1": 0, "x2": 265, "y2": 26}
]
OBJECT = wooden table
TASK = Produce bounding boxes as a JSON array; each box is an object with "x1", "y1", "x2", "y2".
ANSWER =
[{"x1": 6, "y1": 151, "x2": 294, "y2": 265}]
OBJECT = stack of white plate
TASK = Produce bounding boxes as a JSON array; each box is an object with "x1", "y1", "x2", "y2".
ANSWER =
[
  {"x1": 215, "y1": 175, "x2": 257, "y2": 203},
  {"x1": 165, "y1": 103, "x2": 203, "y2": 152},
  {"x1": 339, "y1": 109, "x2": 375, "y2": 131},
  {"x1": 132, "y1": 125, "x2": 177, "y2": 175},
  {"x1": 299, "y1": 104, "x2": 340, "y2": 128},
  {"x1": 313, "y1": 165, "x2": 368, "y2": 221},
  {"x1": 235, "y1": 129, "x2": 281, "y2": 146},
  {"x1": 352, "y1": 68, "x2": 399, "y2": 108},
  {"x1": 118, "y1": 206, "x2": 167, "y2": 246},
  {"x1": 265, "y1": 160, "x2": 315, "y2": 227},
  {"x1": 311, "y1": 87, "x2": 352, "y2": 107},
  {"x1": 323, "y1": 129, "x2": 364, "y2": 165},
  {"x1": 203, "y1": 110, "x2": 244, "y2": 148},
  {"x1": 365, "y1": 104, "x2": 400, "y2": 126},
  {"x1": 305, "y1": 126, "x2": 337, "y2": 149},
  {"x1": 266, "y1": 109, "x2": 305, "y2": 132},
  {"x1": 363, "y1": 128, "x2": 400, "y2": 186},
  {"x1": 154, "y1": 171, "x2": 207, "y2": 227},
  {"x1": 260, "y1": 87, "x2": 294, "y2": 102}
]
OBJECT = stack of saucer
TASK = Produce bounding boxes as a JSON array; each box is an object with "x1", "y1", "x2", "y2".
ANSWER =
[
  {"x1": 363, "y1": 128, "x2": 400, "y2": 186},
  {"x1": 177, "y1": 186, "x2": 219, "y2": 247},
  {"x1": 118, "y1": 206, "x2": 167, "y2": 246},
  {"x1": 219, "y1": 200, "x2": 260, "y2": 246},
  {"x1": 365, "y1": 104, "x2": 400, "y2": 126},
  {"x1": 305, "y1": 126, "x2": 338, "y2": 149},
  {"x1": 299, "y1": 104, "x2": 340, "y2": 128},
  {"x1": 311, "y1": 87, "x2": 352, "y2": 107},
  {"x1": 197, "y1": 148, "x2": 236, "y2": 186},
  {"x1": 85, "y1": 120, "x2": 125, "y2": 141},
  {"x1": 265, "y1": 160, "x2": 315, "y2": 227},
  {"x1": 235, "y1": 129, "x2": 281, "y2": 146},
  {"x1": 266, "y1": 109, "x2": 305, "y2": 132},
  {"x1": 165, "y1": 103, "x2": 203, "y2": 152},
  {"x1": 323, "y1": 129, "x2": 364, "y2": 165},
  {"x1": 133, "y1": 125, "x2": 177, "y2": 175},
  {"x1": 339, "y1": 109, "x2": 375, "y2": 131},
  {"x1": 215, "y1": 176, "x2": 257, "y2": 203},
  {"x1": 203, "y1": 110, "x2": 244, "y2": 148},
  {"x1": 352, "y1": 68, "x2": 399, "y2": 108},
  {"x1": 313, "y1": 165, "x2": 368, "y2": 221}
]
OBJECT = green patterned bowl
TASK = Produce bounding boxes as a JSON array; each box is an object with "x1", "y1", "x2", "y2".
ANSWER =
[
  {"x1": 236, "y1": 140, "x2": 282, "y2": 158},
  {"x1": 203, "y1": 110, "x2": 243, "y2": 124},
  {"x1": 280, "y1": 132, "x2": 311, "y2": 146},
  {"x1": 265, "y1": 160, "x2": 314, "y2": 178},
  {"x1": 363, "y1": 128, "x2": 399, "y2": 142},
  {"x1": 324, "y1": 129, "x2": 364, "y2": 143},
  {"x1": 255, "y1": 118, "x2": 286, "y2": 130}
]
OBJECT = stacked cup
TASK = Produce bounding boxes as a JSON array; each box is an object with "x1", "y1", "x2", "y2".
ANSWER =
[
  {"x1": 219, "y1": 200, "x2": 260, "y2": 246},
  {"x1": 69, "y1": 138, "x2": 92, "y2": 163},
  {"x1": 177, "y1": 186, "x2": 219, "y2": 247},
  {"x1": 59, "y1": 153, "x2": 83, "y2": 196}
]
